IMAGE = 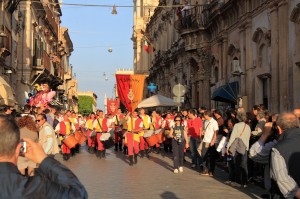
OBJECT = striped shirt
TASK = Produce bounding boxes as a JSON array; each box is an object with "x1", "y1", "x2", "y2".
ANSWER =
[{"x1": 270, "y1": 148, "x2": 299, "y2": 198}]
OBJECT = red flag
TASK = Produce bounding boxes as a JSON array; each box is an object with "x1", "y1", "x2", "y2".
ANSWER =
[
  {"x1": 116, "y1": 74, "x2": 145, "y2": 112},
  {"x1": 107, "y1": 98, "x2": 120, "y2": 115}
]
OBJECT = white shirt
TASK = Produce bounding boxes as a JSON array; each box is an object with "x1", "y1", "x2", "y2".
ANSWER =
[
  {"x1": 203, "y1": 118, "x2": 219, "y2": 143},
  {"x1": 107, "y1": 118, "x2": 114, "y2": 131}
]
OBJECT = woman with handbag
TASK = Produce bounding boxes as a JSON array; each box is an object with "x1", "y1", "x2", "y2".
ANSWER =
[
  {"x1": 226, "y1": 110, "x2": 251, "y2": 188},
  {"x1": 169, "y1": 116, "x2": 189, "y2": 173}
]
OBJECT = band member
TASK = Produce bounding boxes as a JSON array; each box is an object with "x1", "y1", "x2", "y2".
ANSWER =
[
  {"x1": 152, "y1": 110, "x2": 163, "y2": 153},
  {"x1": 122, "y1": 111, "x2": 129, "y2": 155},
  {"x1": 113, "y1": 109, "x2": 124, "y2": 151},
  {"x1": 85, "y1": 112, "x2": 96, "y2": 153},
  {"x1": 55, "y1": 113, "x2": 76, "y2": 161},
  {"x1": 93, "y1": 110, "x2": 108, "y2": 159},
  {"x1": 139, "y1": 108, "x2": 151, "y2": 158},
  {"x1": 162, "y1": 112, "x2": 174, "y2": 153},
  {"x1": 125, "y1": 110, "x2": 143, "y2": 166}
]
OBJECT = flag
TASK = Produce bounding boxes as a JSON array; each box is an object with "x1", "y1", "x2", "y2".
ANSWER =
[
  {"x1": 143, "y1": 36, "x2": 155, "y2": 53},
  {"x1": 115, "y1": 74, "x2": 146, "y2": 112},
  {"x1": 107, "y1": 98, "x2": 120, "y2": 115}
]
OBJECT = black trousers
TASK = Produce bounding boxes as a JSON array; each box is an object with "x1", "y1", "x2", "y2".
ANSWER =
[
  {"x1": 203, "y1": 144, "x2": 217, "y2": 173},
  {"x1": 172, "y1": 139, "x2": 185, "y2": 169},
  {"x1": 234, "y1": 152, "x2": 248, "y2": 185}
]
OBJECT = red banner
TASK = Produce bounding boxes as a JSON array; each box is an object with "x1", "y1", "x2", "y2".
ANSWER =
[
  {"x1": 107, "y1": 98, "x2": 120, "y2": 115},
  {"x1": 116, "y1": 74, "x2": 145, "y2": 112}
]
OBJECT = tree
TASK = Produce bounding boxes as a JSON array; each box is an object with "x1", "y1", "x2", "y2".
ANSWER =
[{"x1": 78, "y1": 96, "x2": 94, "y2": 115}]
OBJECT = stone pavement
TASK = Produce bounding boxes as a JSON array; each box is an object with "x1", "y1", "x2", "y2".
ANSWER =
[{"x1": 57, "y1": 145, "x2": 265, "y2": 199}]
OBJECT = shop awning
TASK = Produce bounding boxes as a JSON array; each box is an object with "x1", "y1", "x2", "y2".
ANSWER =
[
  {"x1": 0, "y1": 76, "x2": 17, "y2": 106},
  {"x1": 211, "y1": 81, "x2": 239, "y2": 103}
]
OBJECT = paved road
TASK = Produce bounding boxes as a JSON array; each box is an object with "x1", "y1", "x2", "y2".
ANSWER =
[{"x1": 57, "y1": 145, "x2": 265, "y2": 199}]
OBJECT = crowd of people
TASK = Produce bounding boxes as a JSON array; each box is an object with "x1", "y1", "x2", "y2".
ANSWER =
[{"x1": 0, "y1": 103, "x2": 299, "y2": 198}]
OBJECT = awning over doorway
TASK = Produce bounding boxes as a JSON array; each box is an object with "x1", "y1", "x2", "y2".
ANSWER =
[
  {"x1": 0, "y1": 76, "x2": 17, "y2": 106},
  {"x1": 211, "y1": 81, "x2": 239, "y2": 103}
]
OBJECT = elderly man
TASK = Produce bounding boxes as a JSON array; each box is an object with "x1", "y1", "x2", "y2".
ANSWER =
[
  {"x1": 270, "y1": 113, "x2": 300, "y2": 198},
  {"x1": 0, "y1": 115, "x2": 87, "y2": 198}
]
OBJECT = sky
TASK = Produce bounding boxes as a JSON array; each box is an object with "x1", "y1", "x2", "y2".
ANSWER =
[{"x1": 60, "y1": 0, "x2": 134, "y2": 110}]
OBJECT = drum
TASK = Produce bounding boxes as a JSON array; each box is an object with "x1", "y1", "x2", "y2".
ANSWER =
[
  {"x1": 145, "y1": 134, "x2": 158, "y2": 146},
  {"x1": 102, "y1": 137, "x2": 115, "y2": 149},
  {"x1": 74, "y1": 131, "x2": 86, "y2": 145},
  {"x1": 143, "y1": 130, "x2": 154, "y2": 138},
  {"x1": 155, "y1": 129, "x2": 164, "y2": 143},
  {"x1": 100, "y1": 132, "x2": 111, "y2": 141},
  {"x1": 62, "y1": 135, "x2": 78, "y2": 149}
]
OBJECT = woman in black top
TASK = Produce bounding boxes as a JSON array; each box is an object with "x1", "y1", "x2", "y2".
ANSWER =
[{"x1": 169, "y1": 116, "x2": 189, "y2": 173}]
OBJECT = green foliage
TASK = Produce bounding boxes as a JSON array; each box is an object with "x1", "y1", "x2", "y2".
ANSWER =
[{"x1": 78, "y1": 96, "x2": 93, "y2": 115}]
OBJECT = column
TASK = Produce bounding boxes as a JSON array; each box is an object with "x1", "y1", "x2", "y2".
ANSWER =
[
  {"x1": 218, "y1": 41, "x2": 223, "y2": 80},
  {"x1": 277, "y1": 0, "x2": 289, "y2": 111},
  {"x1": 269, "y1": 3, "x2": 279, "y2": 113},
  {"x1": 245, "y1": 20, "x2": 253, "y2": 111},
  {"x1": 222, "y1": 36, "x2": 228, "y2": 83},
  {"x1": 239, "y1": 25, "x2": 246, "y2": 96}
]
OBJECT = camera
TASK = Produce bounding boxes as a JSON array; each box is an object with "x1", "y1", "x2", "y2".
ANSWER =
[
  {"x1": 176, "y1": 133, "x2": 182, "y2": 143},
  {"x1": 266, "y1": 122, "x2": 280, "y2": 142},
  {"x1": 20, "y1": 141, "x2": 26, "y2": 154}
]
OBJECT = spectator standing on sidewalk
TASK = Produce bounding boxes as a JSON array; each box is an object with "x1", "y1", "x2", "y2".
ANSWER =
[
  {"x1": 198, "y1": 111, "x2": 218, "y2": 176},
  {"x1": 0, "y1": 115, "x2": 88, "y2": 198},
  {"x1": 16, "y1": 116, "x2": 39, "y2": 176},
  {"x1": 226, "y1": 110, "x2": 251, "y2": 188},
  {"x1": 249, "y1": 113, "x2": 280, "y2": 196},
  {"x1": 187, "y1": 109, "x2": 203, "y2": 168},
  {"x1": 270, "y1": 113, "x2": 300, "y2": 199}
]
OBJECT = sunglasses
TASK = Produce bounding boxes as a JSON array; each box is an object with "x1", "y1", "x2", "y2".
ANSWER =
[{"x1": 175, "y1": 120, "x2": 181, "y2": 121}]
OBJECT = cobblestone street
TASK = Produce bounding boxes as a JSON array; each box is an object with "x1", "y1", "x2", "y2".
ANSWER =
[{"x1": 57, "y1": 145, "x2": 265, "y2": 199}]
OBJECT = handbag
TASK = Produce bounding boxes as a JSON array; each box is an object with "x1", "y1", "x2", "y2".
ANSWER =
[{"x1": 229, "y1": 124, "x2": 247, "y2": 156}]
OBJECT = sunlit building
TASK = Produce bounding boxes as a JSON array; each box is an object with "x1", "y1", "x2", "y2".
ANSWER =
[{"x1": 134, "y1": 0, "x2": 300, "y2": 113}]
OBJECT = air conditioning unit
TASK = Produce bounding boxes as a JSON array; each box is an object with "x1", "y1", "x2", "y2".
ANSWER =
[{"x1": 36, "y1": 58, "x2": 42, "y2": 66}]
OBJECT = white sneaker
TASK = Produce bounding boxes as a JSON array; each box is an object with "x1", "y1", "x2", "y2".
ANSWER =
[
  {"x1": 191, "y1": 164, "x2": 196, "y2": 168},
  {"x1": 173, "y1": 169, "x2": 179, "y2": 174},
  {"x1": 179, "y1": 167, "x2": 183, "y2": 172}
]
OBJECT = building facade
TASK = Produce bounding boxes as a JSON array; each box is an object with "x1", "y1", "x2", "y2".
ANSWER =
[
  {"x1": 134, "y1": 0, "x2": 300, "y2": 113},
  {"x1": 0, "y1": 0, "x2": 77, "y2": 110}
]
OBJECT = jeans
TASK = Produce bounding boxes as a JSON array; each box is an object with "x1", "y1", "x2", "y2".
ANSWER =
[
  {"x1": 189, "y1": 137, "x2": 201, "y2": 165},
  {"x1": 172, "y1": 139, "x2": 185, "y2": 169}
]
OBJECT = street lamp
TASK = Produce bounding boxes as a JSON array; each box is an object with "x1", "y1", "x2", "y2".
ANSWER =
[{"x1": 112, "y1": 5, "x2": 117, "y2": 15}]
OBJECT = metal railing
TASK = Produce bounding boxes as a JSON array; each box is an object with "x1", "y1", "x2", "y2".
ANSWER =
[{"x1": 175, "y1": 5, "x2": 205, "y2": 31}]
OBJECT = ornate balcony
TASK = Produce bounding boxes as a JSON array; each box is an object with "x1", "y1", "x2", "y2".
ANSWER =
[{"x1": 174, "y1": 5, "x2": 206, "y2": 33}]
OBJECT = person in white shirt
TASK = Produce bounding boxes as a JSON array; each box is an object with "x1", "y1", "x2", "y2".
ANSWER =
[{"x1": 198, "y1": 111, "x2": 219, "y2": 176}]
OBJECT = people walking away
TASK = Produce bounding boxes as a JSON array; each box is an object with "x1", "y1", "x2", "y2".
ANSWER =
[
  {"x1": 169, "y1": 116, "x2": 189, "y2": 173},
  {"x1": 226, "y1": 110, "x2": 251, "y2": 188}
]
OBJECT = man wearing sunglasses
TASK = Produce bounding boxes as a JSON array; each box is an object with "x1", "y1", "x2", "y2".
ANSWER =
[{"x1": 36, "y1": 114, "x2": 59, "y2": 156}]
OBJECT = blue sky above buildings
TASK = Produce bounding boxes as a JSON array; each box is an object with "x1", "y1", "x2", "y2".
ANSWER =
[{"x1": 61, "y1": 0, "x2": 134, "y2": 110}]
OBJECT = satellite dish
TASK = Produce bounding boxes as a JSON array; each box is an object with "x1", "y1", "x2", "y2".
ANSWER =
[{"x1": 173, "y1": 83, "x2": 186, "y2": 97}]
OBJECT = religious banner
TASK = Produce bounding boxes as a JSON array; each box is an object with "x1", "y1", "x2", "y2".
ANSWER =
[
  {"x1": 107, "y1": 98, "x2": 120, "y2": 115},
  {"x1": 115, "y1": 74, "x2": 145, "y2": 112}
]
